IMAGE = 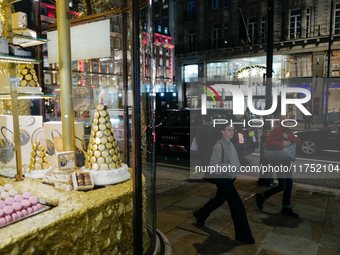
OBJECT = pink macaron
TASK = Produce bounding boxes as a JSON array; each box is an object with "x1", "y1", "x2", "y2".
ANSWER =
[
  {"x1": 29, "y1": 196, "x2": 38, "y2": 205},
  {"x1": 5, "y1": 197, "x2": 15, "y2": 206},
  {"x1": 16, "y1": 211, "x2": 23, "y2": 219},
  {"x1": 0, "y1": 217, "x2": 6, "y2": 226},
  {"x1": 12, "y1": 202, "x2": 22, "y2": 211},
  {"x1": 21, "y1": 209, "x2": 28, "y2": 217},
  {"x1": 0, "y1": 208, "x2": 3, "y2": 217},
  {"x1": 11, "y1": 213, "x2": 18, "y2": 221},
  {"x1": 21, "y1": 200, "x2": 31, "y2": 209},
  {"x1": 3, "y1": 206, "x2": 13, "y2": 215},
  {"x1": 14, "y1": 195, "x2": 23, "y2": 202},
  {"x1": 22, "y1": 192, "x2": 31, "y2": 199},
  {"x1": 0, "y1": 200, "x2": 6, "y2": 209},
  {"x1": 32, "y1": 205, "x2": 39, "y2": 212},
  {"x1": 5, "y1": 214, "x2": 11, "y2": 223},
  {"x1": 36, "y1": 203, "x2": 43, "y2": 210},
  {"x1": 27, "y1": 207, "x2": 33, "y2": 214}
]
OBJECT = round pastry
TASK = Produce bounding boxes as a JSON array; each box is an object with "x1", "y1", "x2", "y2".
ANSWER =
[
  {"x1": 94, "y1": 111, "x2": 100, "y2": 119},
  {"x1": 25, "y1": 74, "x2": 32, "y2": 81},
  {"x1": 21, "y1": 69, "x2": 28, "y2": 75},
  {"x1": 26, "y1": 64, "x2": 33, "y2": 69},
  {"x1": 30, "y1": 158, "x2": 35, "y2": 164},
  {"x1": 105, "y1": 116, "x2": 110, "y2": 122},
  {"x1": 31, "y1": 151, "x2": 35, "y2": 157},
  {"x1": 35, "y1": 141, "x2": 40, "y2": 146},
  {"x1": 116, "y1": 160, "x2": 122, "y2": 168},
  {"x1": 8, "y1": 189, "x2": 17, "y2": 197},
  {"x1": 104, "y1": 130, "x2": 111, "y2": 136},
  {"x1": 29, "y1": 196, "x2": 38, "y2": 205},
  {"x1": 93, "y1": 125, "x2": 98, "y2": 132},
  {"x1": 35, "y1": 164, "x2": 42, "y2": 170},
  {"x1": 88, "y1": 144, "x2": 92, "y2": 151},
  {"x1": 32, "y1": 144, "x2": 36, "y2": 151},
  {"x1": 43, "y1": 157, "x2": 48, "y2": 163},
  {"x1": 0, "y1": 186, "x2": 4, "y2": 194},
  {"x1": 91, "y1": 131, "x2": 95, "y2": 137},
  {"x1": 115, "y1": 148, "x2": 119, "y2": 154},
  {"x1": 99, "y1": 117, "x2": 106, "y2": 124},
  {"x1": 29, "y1": 163, "x2": 34, "y2": 170},
  {"x1": 109, "y1": 149, "x2": 115, "y2": 156},
  {"x1": 87, "y1": 150, "x2": 93, "y2": 157},
  {"x1": 4, "y1": 184, "x2": 13, "y2": 192},
  {"x1": 93, "y1": 119, "x2": 99, "y2": 125},
  {"x1": 100, "y1": 137, "x2": 108, "y2": 144},
  {"x1": 96, "y1": 131, "x2": 103, "y2": 138},
  {"x1": 97, "y1": 104, "x2": 104, "y2": 110},
  {"x1": 14, "y1": 195, "x2": 23, "y2": 202},
  {"x1": 105, "y1": 157, "x2": 112, "y2": 164},
  {"x1": 106, "y1": 143, "x2": 112, "y2": 150},
  {"x1": 23, "y1": 192, "x2": 31, "y2": 199},
  {"x1": 30, "y1": 69, "x2": 36, "y2": 75},
  {"x1": 33, "y1": 75, "x2": 38, "y2": 81},
  {"x1": 29, "y1": 80, "x2": 36, "y2": 87},
  {"x1": 86, "y1": 156, "x2": 90, "y2": 162},
  {"x1": 38, "y1": 145, "x2": 44, "y2": 151},
  {"x1": 43, "y1": 163, "x2": 49, "y2": 169},
  {"x1": 92, "y1": 144, "x2": 98, "y2": 151},
  {"x1": 95, "y1": 137, "x2": 101, "y2": 145},
  {"x1": 21, "y1": 80, "x2": 27, "y2": 86},
  {"x1": 90, "y1": 157, "x2": 96, "y2": 164},
  {"x1": 113, "y1": 155, "x2": 119, "y2": 162},
  {"x1": 89, "y1": 137, "x2": 94, "y2": 145},
  {"x1": 112, "y1": 141, "x2": 117, "y2": 148},
  {"x1": 94, "y1": 151, "x2": 101, "y2": 158},
  {"x1": 37, "y1": 151, "x2": 44, "y2": 158},
  {"x1": 102, "y1": 151, "x2": 109, "y2": 158},
  {"x1": 109, "y1": 163, "x2": 116, "y2": 170},
  {"x1": 106, "y1": 122, "x2": 112, "y2": 129},
  {"x1": 36, "y1": 158, "x2": 43, "y2": 164},
  {"x1": 92, "y1": 163, "x2": 99, "y2": 171},
  {"x1": 99, "y1": 124, "x2": 106, "y2": 131},
  {"x1": 101, "y1": 164, "x2": 108, "y2": 171},
  {"x1": 98, "y1": 144, "x2": 105, "y2": 151},
  {"x1": 108, "y1": 136, "x2": 114, "y2": 142},
  {"x1": 20, "y1": 64, "x2": 26, "y2": 69},
  {"x1": 100, "y1": 110, "x2": 107, "y2": 117},
  {"x1": 97, "y1": 157, "x2": 105, "y2": 164},
  {"x1": 85, "y1": 162, "x2": 91, "y2": 169}
]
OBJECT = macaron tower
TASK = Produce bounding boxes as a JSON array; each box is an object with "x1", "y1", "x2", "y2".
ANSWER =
[
  {"x1": 19, "y1": 64, "x2": 39, "y2": 87},
  {"x1": 85, "y1": 103, "x2": 122, "y2": 171},
  {"x1": 29, "y1": 141, "x2": 50, "y2": 172}
]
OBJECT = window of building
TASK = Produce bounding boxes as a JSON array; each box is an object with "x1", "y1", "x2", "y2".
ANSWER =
[
  {"x1": 212, "y1": 0, "x2": 221, "y2": 9},
  {"x1": 163, "y1": 4, "x2": 168, "y2": 9},
  {"x1": 164, "y1": 27, "x2": 168, "y2": 34},
  {"x1": 159, "y1": 47, "x2": 163, "y2": 55},
  {"x1": 290, "y1": 9, "x2": 302, "y2": 39},
  {"x1": 335, "y1": 4, "x2": 340, "y2": 34},
  {"x1": 110, "y1": 37, "x2": 113, "y2": 47},
  {"x1": 101, "y1": 77, "x2": 107, "y2": 86},
  {"x1": 224, "y1": 0, "x2": 228, "y2": 7},
  {"x1": 158, "y1": 25, "x2": 162, "y2": 32},
  {"x1": 109, "y1": 63, "x2": 114, "y2": 73},
  {"x1": 114, "y1": 25, "x2": 119, "y2": 33},
  {"x1": 212, "y1": 24, "x2": 221, "y2": 48},
  {"x1": 188, "y1": 1, "x2": 195, "y2": 20},
  {"x1": 159, "y1": 36, "x2": 163, "y2": 43},
  {"x1": 165, "y1": 38, "x2": 168, "y2": 44},
  {"x1": 40, "y1": 6, "x2": 47, "y2": 16},
  {"x1": 144, "y1": 23, "x2": 147, "y2": 30},
  {"x1": 92, "y1": 62, "x2": 98, "y2": 72},
  {"x1": 112, "y1": 16, "x2": 116, "y2": 22},
  {"x1": 306, "y1": 8, "x2": 310, "y2": 37},
  {"x1": 159, "y1": 58, "x2": 163, "y2": 66},
  {"x1": 261, "y1": 16, "x2": 266, "y2": 43},
  {"x1": 116, "y1": 38, "x2": 120, "y2": 48},
  {"x1": 248, "y1": 17, "x2": 257, "y2": 44},
  {"x1": 100, "y1": 62, "x2": 106, "y2": 73},
  {"x1": 166, "y1": 59, "x2": 169, "y2": 67},
  {"x1": 166, "y1": 69, "x2": 169, "y2": 78},
  {"x1": 166, "y1": 49, "x2": 170, "y2": 56},
  {"x1": 184, "y1": 64, "x2": 198, "y2": 82},
  {"x1": 188, "y1": 29, "x2": 195, "y2": 51}
]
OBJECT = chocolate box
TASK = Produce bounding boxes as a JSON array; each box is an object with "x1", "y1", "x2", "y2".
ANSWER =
[{"x1": 72, "y1": 172, "x2": 94, "y2": 191}]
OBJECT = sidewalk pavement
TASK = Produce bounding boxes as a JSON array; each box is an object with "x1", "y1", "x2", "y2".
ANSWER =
[{"x1": 156, "y1": 165, "x2": 340, "y2": 255}]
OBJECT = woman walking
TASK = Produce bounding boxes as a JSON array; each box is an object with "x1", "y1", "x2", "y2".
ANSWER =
[{"x1": 255, "y1": 113, "x2": 300, "y2": 217}]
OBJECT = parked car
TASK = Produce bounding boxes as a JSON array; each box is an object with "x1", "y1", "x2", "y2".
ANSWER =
[
  {"x1": 155, "y1": 108, "x2": 259, "y2": 157},
  {"x1": 294, "y1": 121, "x2": 340, "y2": 155}
]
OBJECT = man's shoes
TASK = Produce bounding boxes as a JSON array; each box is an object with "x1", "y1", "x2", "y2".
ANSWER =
[
  {"x1": 255, "y1": 193, "x2": 265, "y2": 210},
  {"x1": 281, "y1": 207, "x2": 299, "y2": 218},
  {"x1": 235, "y1": 237, "x2": 255, "y2": 244},
  {"x1": 193, "y1": 211, "x2": 205, "y2": 227}
]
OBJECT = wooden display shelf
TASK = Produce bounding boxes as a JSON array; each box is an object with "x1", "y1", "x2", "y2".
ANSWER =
[{"x1": 0, "y1": 54, "x2": 42, "y2": 64}]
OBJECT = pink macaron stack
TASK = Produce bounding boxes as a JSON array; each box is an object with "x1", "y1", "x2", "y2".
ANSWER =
[{"x1": 0, "y1": 186, "x2": 44, "y2": 227}]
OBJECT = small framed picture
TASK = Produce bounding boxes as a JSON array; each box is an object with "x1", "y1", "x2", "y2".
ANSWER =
[
  {"x1": 44, "y1": 73, "x2": 52, "y2": 85},
  {"x1": 56, "y1": 151, "x2": 76, "y2": 171}
]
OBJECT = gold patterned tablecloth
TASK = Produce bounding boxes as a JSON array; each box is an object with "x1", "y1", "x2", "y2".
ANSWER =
[{"x1": 0, "y1": 169, "x2": 149, "y2": 254}]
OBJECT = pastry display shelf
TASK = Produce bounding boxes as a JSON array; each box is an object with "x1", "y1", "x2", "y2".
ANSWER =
[
  {"x1": 0, "y1": 93, "x2": 55, "y2": 99},
  {"x1": 0, "y1": 54, "x2": 42, "y2": 64},
  {"x1": 13, "y1": 34, "x2": 49, "y2": 48}
]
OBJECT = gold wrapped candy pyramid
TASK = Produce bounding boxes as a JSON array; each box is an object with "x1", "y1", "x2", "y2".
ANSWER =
[
  {"x1": 19, "y1": 64, "x2": 39, "y2": 87},
  {"x1": 29, "y1": 141, "x2": 50, "y2": 172},
  {"x1": 85, "y1": 103, "x2": 122, "y2": 171}
]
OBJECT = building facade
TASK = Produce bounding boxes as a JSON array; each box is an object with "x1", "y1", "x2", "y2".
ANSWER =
[{"x1": 175, "y1": 0, "x2": 340, "y2": 123}]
